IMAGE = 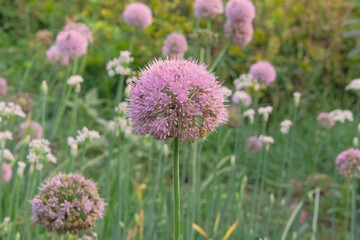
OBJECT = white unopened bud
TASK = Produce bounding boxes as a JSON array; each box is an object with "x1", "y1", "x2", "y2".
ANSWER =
[
  {"x1": 354, "y1": 137, "x2": 359, "y2": 147},
  {"x1": 163, "y1": 144, "x2": 169, "y2": 157},
  {"x1": 75, "y1": 83, "x2": 81, "y2": 93},
  {"x1": 70, "y1": 143, "x2": 78, "y2": 157},
  {"x1": 293, "y1": 92, "x2": 301, "y2": 107},
  {"x1": 41, "y1": 80, "x2": 48, "y2": 94}
]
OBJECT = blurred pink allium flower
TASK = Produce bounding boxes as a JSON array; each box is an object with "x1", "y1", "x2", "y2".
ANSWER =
[
  {"x1": 64, "y1": 22, "x2": 93, "y2": 43},
  {"x1": 0, "y1": 78, "x2": 7, "y2": 97},
  {"x1": 162, "y1": 33, "x2": 188, "y2": 59},
  {"x1": 129, "y1": 59, "x2": 228, "y2": 142},
  {"x1": 249, "y1": 61, "x2": 276, "y2": 86},
  {"x1": 123, "y1": 2, "x2": 153, "y2": 29},
  {"x1": 225, "y1": 0, "x2": 255, "y2": 23},
  {"x1": 336, "y1": 148, "x2": 360, "y2": 178},
  {"x1": 194, "y1": 0, "x2": 224, "y2": 19},
  {"x1": 31, "y1": 173, "x2": 105, "y2": 235},
  {"x1": 246, "y1": 136, "x2": 262, "y2": 153},
  {"x1": 46, "y1": 45, "x2": 69, "y2": 66},
  {"x1": 2, "y1": 163, "x2": 12, "y2": 183},
  {"x1": 316, "y1": 112, "x2": 335, "y2": 129},
  {"x1": 56, "y1": 30, "x2": 88, "y2": 58},
  {"x1": 224, "y1": 20, "x2": 254, "y2": 47},
  {"x1": 231, "y1": 90, "x2": 251, "y2": 107},
  {"x1": 19, "y1": 121, "x2": 43, "y2": 140}
]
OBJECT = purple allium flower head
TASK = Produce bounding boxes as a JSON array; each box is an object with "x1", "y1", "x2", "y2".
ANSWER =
[
  {"x1": 46, "y1": 45, "x2": 69, "y2": 66},
  {"x1": 123, "y1": 2, "x2": 153, "y2": 29},
  {"x1": 225, "y1": 0, "x2": 256, "y2": 23},
  {"x1": 245, "y1": 136, "x2": 262, "y2": 153},
  {"x1": 194, "y1": 0, "x2": 224, "y2": 19},
  {"x1": 336, "y1": 148, "x2": 360, "y2": 178},
  {"x1": 2, "y1": 163, "x2": 12, "y2": 183},
  {"x1": 162, "y1": 33, "x2": 188, "y2": 59},
  {"x1": 30, "y1": 173, "x2": 105, "y2": 235},
  {"x1": 224, "y1": 20, "x2": 254, "y2": 47},
  {"x1": 17, "y1": 121, "x2": 43, "y2": 140},
  {"x1": 249, "y1": 61, "x2": 276, "y2": 86},
  {"x1": 56, "y1": 30, "x2": 88, "y2": 58},
  {"x1": 129, "y1": 59, "x2": 228, "y2": 143},
  {"x1": 317, "y1": 112, "x2": 335, "y2": 129},
  {"x1": 231, "y1": 90, "x2": 251, "y2": 107},
  {"x1": 64, "y1": 22, "x2": 93, "y2": 43},
  {"x1": 0, "y1": 78, "x2": 7, "y2": 97}
]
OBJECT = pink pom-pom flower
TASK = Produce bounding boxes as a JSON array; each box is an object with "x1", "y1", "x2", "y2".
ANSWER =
[
  {"x1": 2, "y1": 163, "x2": 12, "y2": 183},
  {"x1": 18, "y1": 121, "x2": 43, "y2": 140},
  {"x1": 64, "y1": 22, "x2": 93, "y2": 44},
  {"x1": 249, "y1": 61, "x2": 276, "y2": 86},
  {"x1": 194, "y1": 0, "x2": 224, "y2": 19},
  {"x1": 225, "y1": 0, "x2": 256, "y2": 23},
  {"x1": 123, "y1": 2, "x2": 153, "y2": 29},
  {"x1": 162, "y1": 33, "x2": 188, "y2": 59},
  {"x1": 0, "y1": 77, "x2": 7, "y2": 97},
  {"x1": 56, "y1": 30, "x2": 88, "y2": 58},
  {"x1": 246, "y1": 136, "x2": 262, "y2": 153},
  {"x1": 336, "y1": 148, "x2": 360, "y2": 178},
  {"x1": 46, "y1": 45, "x2": 69, "y2": 66},
  {"x1": 224, "y1": 20, "x2": 254, "y2": 47},
  {"x1": 129, "y1": 59, "x2": 228, "y2": 143}
]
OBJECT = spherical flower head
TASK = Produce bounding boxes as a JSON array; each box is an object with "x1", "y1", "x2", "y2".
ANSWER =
[
  {"x1": 129, "y1": 59, "x2": 228, "y2": 142},
  {"x1": 31, "y1": 173, "x2": 105, "y2": 235},
  {"x1": 224, "y1": 20, "x2": 254, "y2": 47},
  {"x1": 336, "y1": 148, "x2": 360, "y2": 178},
  {"x1": 46, "y1": 45, "x2": 69, "y2": 66},
  {"x1": 316, "y1": 112, "x2": 335, "y2": 129},
  {"x1": 231, "y1": 90, "x2": 251, "y2": 107},
  {"x1": 194, "y1": 0, "x2": 224, "y2": 19},
  {"x1": 64, "y1": 23, "x2": 93, "y2": 43},
  {"x1": 225, "y1": 0, "x2": 256, "y2": 23},
  {"x1": 246, "y1": 136, "x2": 262, "y2": 153},
  {"x1": 0, "y1": 78, "x2": 7, "y2": 97},
  {"x1": 2, "y1": 163, "x2": 12, "y2": 183},
  {"x1": 56, "y1": 30, "x2": 88, "y2": 58},
  {"x1": 9, "y1": 93, "x2": 34, "y2": 114},
  {"x1": 35, "y1": 29, "x2": 53, "y2": 46},
  {"x1": 16, "y1": 121, "x2": 43, "y2": 141},
  {"x1": 227, "y1": 105, "x2": 241, "y2": 128},
  {"x1": 249, "y1": 61, "x2": 276, "y2": 86},
  {"x1": 67, "y1": 75, "x2": 84, "y2": 85},
  {"x1": 162, "y1": 33, "x2": 188, "y2": 59},
  {"x1": 345, "y1": 78, "x2": 360, "y2": 91},
  {"x1": 123, "y1": 2, "x2": 153, "y2": 29}
]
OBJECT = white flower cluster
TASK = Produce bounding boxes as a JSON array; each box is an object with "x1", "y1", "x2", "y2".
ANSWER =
[
  {"x1": 26, "y1": 139, "x2": 57, "y2": 170},
  {"x1": 345, "y1": 79, "x2": 360, "y2": 91},
  {"x1": 68, "y1": 127, "x2": 101, "y2": 147},
  {"x1": 243, "y1": 109, "x2": 256, "y2": 124},
  {"x1": 0, "y1": 131, "x2": 12, "y2": 141},
  {"x1": 258, "y1": 106, "x2": 273, "y2": 122},
  {"x1": 0, "y1": 149, "x2": 15, "y2": 162},
  {"x1": 259, "y1": 135, "x2": 275, "y2": 150},
  {"x1": 280, "y1": 119, "x2": 293, "y2": 134},
  {"x1": 221, "y1": 86, "x2": 232, "y2": 99},
  {"x1": 124, "y1": 76, "x2": 138, "y2": 97},
  {"x1": 106, "y1": 51, "x2": 134, "y2": 77},
  {"x1": 67, "y1": 75, "x2": 84, "y2": 85},
  {"x1": 0, "y1": 102, "x2": 26, "y2": 118},
  {"x1": 109, "y1": 102, "x2": 133, "y2": 137},
  {"x1": 115, "y1": 102, "x2": 129, "y2": 115},
  {"x1": 329, "y1": 109, "x2": 353, "y2": 123},
  {"x1": 234, "y1": 74, "x2": 255, "y2": 90}
]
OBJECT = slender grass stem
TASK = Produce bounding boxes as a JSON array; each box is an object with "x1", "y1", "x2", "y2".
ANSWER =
[
  {"x1": 210, "y1": 38, "x2": 232, "y2": 71},
  {"x1": 312, "y1": 187, "x2": 320, "y2": 240}
]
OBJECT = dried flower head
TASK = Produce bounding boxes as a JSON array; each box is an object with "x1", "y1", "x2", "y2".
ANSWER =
[
  {"x1": 225, "y1": 0, "x2": 256, "y2": 23},
  {"x1": 129, "y1": 59, "x2": 228, "y2": 142},
  {"x1": 162, "y1": 33, "x2": 188, "y2": 59},
  {"x1": 64, "y1": 22, "x2": 93, "y2": 43},
  {"x1": 0, "y1": 78, "x2": 7, "y2": 97},
  {"x1": 336, "y1": 148, "x2": 360, "y2": 178},
  {"x1": 9, "y1": 93, "x2": 34, "y2": 114},
  {"x1": 227, "y1": 105, "x2": 241, "y2": 128},
  {"x1": 246, "y1": 136, "x2": 262, "y2": 153},
  {"x1": 56, "y1": 30, "x2": 88, "y2": 58},
  {"x1": 224, "y1": 20, "x2": 254, "y2": 47},
  {"x1": 194, "y1": 0, "x2": 224, "y2": 19},
  {"x1": 46, "y1": 45, "x2": 69, "y2": 66},
  {"x1": 35, "y1": 29, "x2": 53, "y2": 45},
  {"x1": 15, "y1": 121, "x2": 43, "y2": 141},
  {"x1": 2, "y1": 163, "x2": 12, "y2": 183},
  {"x1": 316, "y1": 112, "x2": 335, "y2": 129},
  {"x1": 249, "y1": 61, "x2": 276, "y2": 86},
  {"x1": 31, "y1": 173, "x2": 105, "y2": 235},
  {"x1": 123, "y1": 2, "x2": 153, "y2": 29}
]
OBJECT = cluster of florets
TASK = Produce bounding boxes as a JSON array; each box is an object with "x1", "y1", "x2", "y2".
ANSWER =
[
  {"x1": 329, "y1": 109, "x2": 353, "y2": 123},
  {"x1": 316, "y1": 112, "x2": 335, "y2": 129},
  {"x1": 280, "y1": 119, "x2": 293, "y2": 134},
  {"x1": 0, "y1": 101, "x2": 26, "y2": 118},
  {"x1": 249, "y1": 61, "x2": 276, "y2": 86},
  {"x1": 162, "y1": 33, "x2": 188, "y2": 59},
  {"x1": 345, "y1": 79, "x2": 360, "y2": 91},
  {"x1": 26, "y1": 139, "x2": 57, "y2": 170},
  {"x1": 129, "y1": 59, "x2": 228, "y2": 142},
  {"x1": 30, "y1": 173, "x2": 105, "y2": 235},
  {"x1": 259, "y1": 135, "x2": 275, "y2": 150},
  {"x1": 46, "y1": 45, "x2": 69, "y2": 66},
  {"x1": 67, "y1": 127, "x2": 101, "y2": 152},
  {"x1": 246, "y1": 136, "x2": 262, "y2": 153},
  {"x1": 258, "y1": 106, "x2": 273, "y2": 121},
  {"x1": 194, "y1": 0, "x2": 224, "y2": 19},
  {"x1": 189, "y1": 29, "x2": 219, "y2": 48},
  {"x1": 2, "y1": 163, "x2": 12, "y2": 183},
  {"x1": 35, "y1": 29, "x2": 53, "y2": 45},
  {"x1": 108, "y1": 102, "x2": 133, "y2": 137},
  {"x1": 224, "y1": 0, "x2": 255, "y2": 47},
  {"x1": 9, "y1": 93, "x2": 34, "y2": 114},
  {"x1": 123, "y1": 2, "x2": 153, "y2": 29},
  {"x1": 231, "y1": 90, "x2": 252, "y2": 107},
  {"x1": 336, "y1": 148, "x2": 360, "y2": 178},
  {"x1": 107, "y1": 51, "x2": 134, "y2": 77},
  {"x1": 15, "y1": 121, "x2": 43, "y2": 141},
  {"x1": 0, "y1": 78, "x2": 7, "y2": 97},
  {"x1": 64, "y1": 23, "x2": 93, "y2": 44}
]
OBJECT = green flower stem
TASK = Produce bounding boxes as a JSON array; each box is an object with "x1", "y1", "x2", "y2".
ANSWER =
[
  {"x1": 206, "y1": 20, "x2": 212, "y2": 65},
  {"x1": 173, "y1": 137, "x2": 180, "y2": 240},
  {"x1": 351, "y1": 177, "x2": 357, "y2": 240},
  {"x1": 210, "y1": 38, "x2": 232, "y2": 71}
]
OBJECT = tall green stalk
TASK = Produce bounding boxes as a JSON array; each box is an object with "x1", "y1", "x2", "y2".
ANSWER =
[
  {"x1": 173, "y1": 137, "x2": 180, "y2": 240},
  {"x1": 351, "y1": 177, "x2": 357, "y2": 240}
]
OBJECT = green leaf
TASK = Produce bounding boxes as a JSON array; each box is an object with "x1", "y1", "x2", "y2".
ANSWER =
[
  {"x1": 343, "y1": 18, "x2": 360, "y2": 27},
  {"x1": 343, "y1": 29, "x2": 360, "y2": 38},
  {"x1": 347, "y1": 47, "x2": 360, "y2": 58}
]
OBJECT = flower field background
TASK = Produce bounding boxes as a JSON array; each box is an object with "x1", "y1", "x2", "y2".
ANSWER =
[{"x1": 1, "y1": 0, "x2": 360, "y2": 239}]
